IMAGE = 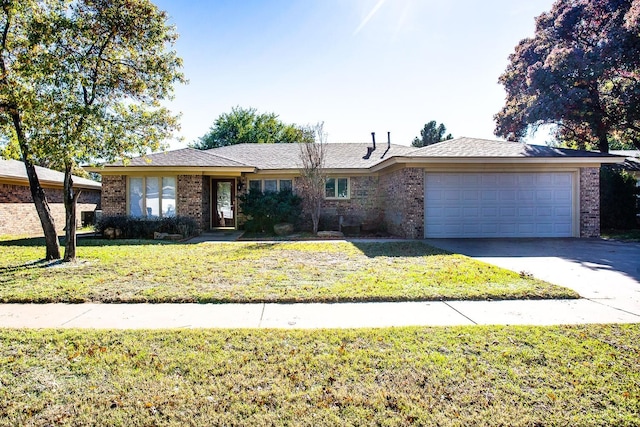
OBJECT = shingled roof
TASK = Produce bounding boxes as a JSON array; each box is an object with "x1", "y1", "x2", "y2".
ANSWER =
[
  {"x1": 96, "y1": 137, "x2": 622, "y2": 173},
  {"x1": 210, "y1": 143, "x2": 415, "y2": 170},
  {"x1": 609, "y1": 150, "x2": 640, "y2": 172},
  {"x1": 0, "y1": 159, "x2": 101, "y2": 190},
  {"x1": 108, "y1": 148, "x2": 249, "y2": 168},
  {"x1": 407, "y1": 137, "x2": 621, "y2": 158}
]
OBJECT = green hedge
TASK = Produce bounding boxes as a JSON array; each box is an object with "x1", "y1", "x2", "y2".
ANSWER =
[
  {"x1": 95, "y1": 215, "x2": 198, "y2": 239},
  {"x1": 600, "y1": 167, "x2": 639, "y2": 229},
  {"x1": 238, "y1": 189, "x2": 302, "y2": 233}
]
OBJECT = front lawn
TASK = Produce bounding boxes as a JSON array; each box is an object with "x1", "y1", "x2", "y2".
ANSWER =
[
  {"x1": 1, "y1": 325, "x2": 638, "y2": 426},
  {"x1": 0, "y1": 238, "x2": 577, "y2": 303}
]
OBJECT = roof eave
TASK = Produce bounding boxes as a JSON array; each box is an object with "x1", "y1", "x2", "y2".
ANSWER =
[
  {"x1": 251, "y1": 167, "x2": 377, "y2": 175},
  {"x1": 371, "y1": 155, "x2": 625, "y2": 172},
  {"x1": 87, "y1": 166, "x2": 256, "y2": 174},
  {"x1": 0, "y1": 175, "x2": 101, "y2": 190}
]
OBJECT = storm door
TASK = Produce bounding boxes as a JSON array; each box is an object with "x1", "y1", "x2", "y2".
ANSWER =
[{"x1": 212, "y1": 179, "x2": 235, "y2": 228}]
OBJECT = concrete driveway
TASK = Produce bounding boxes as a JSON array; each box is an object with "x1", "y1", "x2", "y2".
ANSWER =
[{"x1": 425, "y1": 238, "x2": 640, "y2": 317}]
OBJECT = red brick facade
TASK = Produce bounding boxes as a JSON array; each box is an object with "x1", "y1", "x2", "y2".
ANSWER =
[
  {"x1": 177, "y1": 175, "x2": 208, "y2": 231},
  {"x1": 101, "y1": 175, "x2": 126, "y2": 216},
  {"x1": 99, "y1": 167, "x2": 602, "y2": 238},
  {"x1": 317, "y1": 175, "x2": 383, "y2": 230},
  {"x1": 580, "y1": 167, "x2": 600, "y2": 237},
  {"x1": 379, "y1": 168, "x2": 425, "y2": 239},
  {"x1": 0, "y1": 183, "x2": 101, "y2": 235}
]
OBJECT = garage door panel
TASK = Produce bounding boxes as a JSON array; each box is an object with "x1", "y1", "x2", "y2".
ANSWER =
[
  {"x1": 553, "y1": 174, "x2": 572, "y2": 185},
  {"x1": 425, "y1": 172, "x2": 574, "y2": 238}
]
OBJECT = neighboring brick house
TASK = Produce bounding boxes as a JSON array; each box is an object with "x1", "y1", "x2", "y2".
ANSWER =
[
  {"x1": 89, "y1": 137, "x2": 623, "y2": 238},
  {"x1": 0, "y1": 159, "x2": 101, "y2": 236}
]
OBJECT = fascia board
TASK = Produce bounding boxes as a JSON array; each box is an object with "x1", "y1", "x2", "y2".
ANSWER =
[
  {"x1": 371, "y1": 155, "x2": 625, "y2": 172},
  {"x1": 87, "y1": 166, "x2": 256, "y2": 175}
]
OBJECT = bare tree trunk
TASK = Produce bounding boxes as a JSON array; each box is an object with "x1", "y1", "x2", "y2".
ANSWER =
[
  {"x1": 11, "y1": 111, "x2": 61, "y2": 260},
  {"x1": 63, "y1": 166, "x2": 80, "y2": 262},
  {"x1": 311, "y1": 200, "x2": 320, "y2": 235},
  {"x1": 298, "y1": 122, "x2": 327, "y2": 236},
  {"x1": 596, "y1": 127, "x2": 609, "y2": 153}
]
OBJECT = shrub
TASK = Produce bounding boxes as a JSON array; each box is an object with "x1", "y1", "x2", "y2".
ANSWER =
[
  {"x1": 95, "y1": 215, "x2": 198, "y2": 239},
  {"x1": 238, "y1": 189, "x2": 302, "y2": 232},
  {"x1": 600, "y1": 167, "x2": 639, "y2": 229}
]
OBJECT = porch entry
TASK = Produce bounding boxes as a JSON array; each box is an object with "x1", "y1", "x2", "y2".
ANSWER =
[{"x1": 212, "y1": 178, "x2": 236, "y2": 228}]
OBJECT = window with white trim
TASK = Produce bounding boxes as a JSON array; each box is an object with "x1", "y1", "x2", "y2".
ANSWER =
[
  {"x1": 248, "y1": 179, "x2": 293, "y2": 192},
  {"x1": 325, "y1": 177, "x2": 349, "y2": 199},
  {"x1": 128, "y1": 176, "x2": 176, "y2": 217}
]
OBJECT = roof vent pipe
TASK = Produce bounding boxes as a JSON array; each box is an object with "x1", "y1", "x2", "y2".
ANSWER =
[
  {"x1": 371, "y1": 132, "x2": 376, "y2": 151},
  {"x1": 380, "y1": 132, "x2": 391, "y2": 159}
]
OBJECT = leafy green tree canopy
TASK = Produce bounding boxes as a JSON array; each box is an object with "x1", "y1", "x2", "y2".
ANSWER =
[
  {"x1": 191, "y1": 106, "x2": 314, "y2": 149},
  {"x1": 411, "y1": 121, "x2": 453, "y2": 147},
  {"x1": 0, "y1": 0, "x2": 184, "y2": 260},
  {"x1": 495, "y1": 0, "x2": 640, "y2": 153}
]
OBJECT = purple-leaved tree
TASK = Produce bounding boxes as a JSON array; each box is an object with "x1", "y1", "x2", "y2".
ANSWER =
[{"x1": 495, "y1": 0, "x2": 640, "y2": 152}]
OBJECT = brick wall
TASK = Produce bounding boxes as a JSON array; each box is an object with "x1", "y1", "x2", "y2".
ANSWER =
[
  {"x1": 317, "y1": 175, "x2": 383, "y2": 230},
  {"x1": 202, "y1": 177, "x2": 211, "y2": 230},
  {"x1": 101, "y1": 175, "x2": 127, "y2": 216},
  {"x1": 177, "y1": 175, "x2": 206, "y2": 231},
  {"x1": 580, "y1": 167, "x2": 600, "y2": 237},
  {"x1": 380, "y1": 168, "x2": 424, "y2": 239},
  {"x1": 0, "y1": 183, "x2": 101, "y2": 235}
]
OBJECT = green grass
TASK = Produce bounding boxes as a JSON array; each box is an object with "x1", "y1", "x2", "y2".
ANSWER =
[
  {"x1": 0, "y1": 237, "x2": 577, "y2": 303},
  {"x1": 602, "y1": 229, "x2": 640, "y2": 242},
  {"x1": 0, "y1": 325, "x2": 638, "y2": 426}
]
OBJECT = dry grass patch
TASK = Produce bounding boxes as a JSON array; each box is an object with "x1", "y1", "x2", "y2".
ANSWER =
[
  {"x1": 0, "y1": 238, "x2": 577, "y2": 303},
  {"x1": 0, "y1": 325, "x2": 638, "y2": 426}
]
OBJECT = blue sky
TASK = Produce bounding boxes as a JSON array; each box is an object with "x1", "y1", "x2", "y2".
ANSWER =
[{"x1": 154, "y1": 0, "x2": 556, "y2": 148}]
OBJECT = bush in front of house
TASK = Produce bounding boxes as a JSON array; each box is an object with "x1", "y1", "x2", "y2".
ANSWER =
[
  {"x1": 95, "y1": 215, "x2": 198, "y2": 239},
  {"x1": 238, "y1": 189, "x2": 302, "y2": 233},
  {"x1": 600, "y1": 167, "x2": 639, "y2": 229}
]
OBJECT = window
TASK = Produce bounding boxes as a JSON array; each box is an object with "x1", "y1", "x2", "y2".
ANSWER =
[
  {"x1": 247, "y1": 179, "x2": 293, "y2": 192},
  {"x1": 325, "y1": 177, "x2": 349, "y2": 199},
  {"x1": 128, "y1": 176, "x2": 176, "y2": 217},
  {"x1": 264, "y1": 179, "x2": 277, "y2": 192},
  {"x1": 249, "y1": 180, "x2": 262, "y2": 191},
  {"x1": 280, "y1": 179, "x2": 292, "y2": 191}
]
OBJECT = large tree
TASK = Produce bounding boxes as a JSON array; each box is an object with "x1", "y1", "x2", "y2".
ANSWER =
[
  {"x1": 191, "y1": 106, "x2": 314, "y2": 149},
  {"x1": 0, "y1": 0, "x2": 184, "y2": 261},
  {"x1": 495, "y1": 0, "x2": 640, "y2": 153},
  {"x1": 411, "y1": 120, "x2": 453, "y2": 147}
]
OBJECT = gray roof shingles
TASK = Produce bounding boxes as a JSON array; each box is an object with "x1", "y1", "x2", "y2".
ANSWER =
[
  {"x1": 0, "y1": 159, "x2": 101, "y2": 189},
  {"x1": 609, "y1": 150, "x2": 640, "y2": 172},
  {"x1": 0, "y1": 159, "x2": 102, "y2": 190},
  {"x1": 406, "y1": 137, "x2": 619, "y2": 158},
  {"x1": 100, "y1": 137, "x2": 620, "y2": 172},
  {"x1": 108, "y1": 148, "x2": 249, "y2": 168},
  {"x1": 211, "y1": 143, "x2": 415, "y2": 170}
]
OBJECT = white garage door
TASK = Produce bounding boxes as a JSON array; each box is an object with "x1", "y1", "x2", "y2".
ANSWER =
[{"x1": 424, "y1": 172, "x2": 574, "y2": 238}]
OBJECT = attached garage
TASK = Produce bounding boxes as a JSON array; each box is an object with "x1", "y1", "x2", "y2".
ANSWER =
[{"x1": 424, "y1": 171, "x2": 576, "y2": 238}]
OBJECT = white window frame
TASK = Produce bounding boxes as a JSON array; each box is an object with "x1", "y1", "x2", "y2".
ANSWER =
[
  {"x1": 127, "y1": 176, "x2": 176, "y2": 218},
  {"x1": 325, "y1": 177, "x2": 350, "y2": 200},
  {"x1": 247, "y1": 179, "x2": 294, "y2": 193}
]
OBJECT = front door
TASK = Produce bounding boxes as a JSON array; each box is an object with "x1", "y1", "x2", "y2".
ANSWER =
[{"x1": 212, "y1": 179, "x2": 235, "y2": 228}]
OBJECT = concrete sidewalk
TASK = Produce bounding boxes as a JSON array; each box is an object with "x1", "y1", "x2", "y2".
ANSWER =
[{"x1": 1, "y1": 299, "x2": 638, "y2": 329}]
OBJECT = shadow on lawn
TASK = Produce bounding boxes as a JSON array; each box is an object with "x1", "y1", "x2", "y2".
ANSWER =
[
  {"x1": 351, "y1": 241, "x2": 450, "y2": 258},
  {"x1": 0, "y1": 258, "x2": 51, "y2": 273},
  {"x1": 0, "y1": 235, "x2": 175, "y2": 248}
]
